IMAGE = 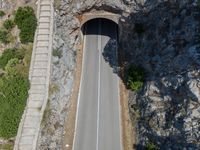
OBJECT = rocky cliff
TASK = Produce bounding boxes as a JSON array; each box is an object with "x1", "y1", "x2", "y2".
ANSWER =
[
  {"x1": 121, "y1": 0, "x2": 200, "y2": 149},
  {"x1": 37, "y1": 0, "x2": 200, "y2": 149}
]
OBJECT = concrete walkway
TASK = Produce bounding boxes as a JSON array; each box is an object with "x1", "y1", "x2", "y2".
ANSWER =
[{"x1": 14, "y1": 0, "x2": 54, "y2": 149}]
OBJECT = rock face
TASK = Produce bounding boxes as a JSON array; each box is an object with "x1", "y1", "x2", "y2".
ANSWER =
[
  {"x1": 37, "y1": 10, "x2": 80, "y2": 149},
  {"x1": 37, "y1": 0, "x2": 200, "y2": 149},
  {"x1": 120, "y1": 0, "x2": 200, "y2": 149},
  {"x1": 37, "y1": 0, "x2": 130, "y2": 149},
  {"x1": 0, "y1": 0, "x2": 12, "y2": 10}
]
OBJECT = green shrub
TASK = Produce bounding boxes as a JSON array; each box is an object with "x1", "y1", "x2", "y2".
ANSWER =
[
  {"x1": 0, "y1": 75, "x2": 29, "y2": 139},
  {"x1": 198, "y1": 0, "x2": 200, "y2": 6},
  {"x1": 134, "y1": 23, "x2": 145, "y2": 34},
  {"x1": 0, "y1": 30, "x2": 9, "y2": 44},
  {"x1": 0, "y1": 49, "x2": 17, "y2": 69},
  {"x1": 127, "y1": 66, "x2": 145, "y2": 91},
  {"x1": 14, "y1": 6, "x2": 37, "y2": 43},
  {"x1": 0, "y1": 10, "x2": 5, "y2": 17},
  {"x1": 5, "y1": 58, "x2": 19, "y2": 76},
  {"x1": 0, "y1": 47, "x2": 27, "y2": 68},
  {"x1": 52, "y1": 49, "x2": 62, "y2": 58},
  {"x1": 146, "y1": 142, "x2": 159, "y2": 150},
  {"x1": 3, "y1": 19, "x2": 15, "y2": 30},
  {"x1": 0, "y1": 47, "x2": 30, "y2": 139}
]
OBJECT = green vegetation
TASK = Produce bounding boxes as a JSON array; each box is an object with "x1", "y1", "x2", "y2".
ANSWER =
[
  {"x1": 49, "y1": 83, "x2": 59, "y2": 96},
  {"x1": 126, "y1": 65, "x2": 145, "y2": 91},
  {"x1": 0, "y1": 75, "x2": 29, "y2": 139},
  {"x1": 14, "y1": 6, "x2": 37, "y2": 43},
  {"x1": 0, "y1": 19, "x2": 15, "y2": 44},
  {"x1": 0, "y1": 46, "x2": 31, "y2": 139},
  {"x1": 0, "y1": 10, "x2": 5, "y2": 17},
  {"x1": 0, "y1": 5, "x2": 35, "y2": 141},
  {"x1": 198, "y1": 0, "x2": 200, "y2": 6},
  {"x1": 146, "y1": 142, "x2": 159, "y2": 150},
  {"x1": 54, "y1": 0, "x2": 61, "y2": 10},
  {"x1": 52, "y1": 49, "x2": 62, "y2": 58},
  {"x1": 0, "y1": 30, "x2": 9, "y2": 43},
  {"x1": 134, "y1": 23, "x2": 145, "y2": 34},
  {"x1": 130, "y1": 104, "x2": 140, "y2": 124},
  {"x1": 3, "y1": 19, "x2": 15, "y2": 30},
  {"x1": 0, "y1": 49, "x2": 17, "y2": 68}
]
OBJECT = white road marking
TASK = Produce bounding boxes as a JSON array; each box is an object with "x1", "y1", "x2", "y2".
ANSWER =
[
  {"x1": 72, "y1": 24, "x2": 87, "y2": 150},
  {"x1": 96, "y1": 19, "x2": 102, "y2": 150},
  {"x1": 115, "y1": 26, "x2": 123, "y2": 150}
]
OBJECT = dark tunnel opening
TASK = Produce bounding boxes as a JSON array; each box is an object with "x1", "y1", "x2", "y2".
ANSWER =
[
  {"x1": 81, "y1": 18, "x2": 120, "y2": 74},
  {"x1": 81, "y1": 18, "x2": 118, "y2": 38}
]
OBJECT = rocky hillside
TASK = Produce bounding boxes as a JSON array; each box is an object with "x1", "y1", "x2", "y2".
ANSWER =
[
  {"x1": 37, "y1": 0, "x2": 200, "y2": 149},
  {"x1": 120, "y1": 1, "x2": 200, "y2": 149}
]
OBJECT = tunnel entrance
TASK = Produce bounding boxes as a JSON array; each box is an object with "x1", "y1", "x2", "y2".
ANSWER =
[
  {"x1": 80, "y1": 11, "x2": 119, "y2": 27},
  {"x1": 81, "y1": 18, "x2": 119, "y2": 73},
  {"x1": 81, "y1": 18, "x2": 118, "y2": 37}
]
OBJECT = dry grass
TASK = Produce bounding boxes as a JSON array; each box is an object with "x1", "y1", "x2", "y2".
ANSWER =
[
  {"x1": 120, "y1": 81, "x2": 136, "y2": 150},
  {"x1": 0, "y1": 143, "x2": 13, "y2": 150},
  {"x1": 54, "y1": 0, "x2": 61, "y2": 10},
  {"x1": 49, "y1": 83, "x2": 60, "y2": 96}
]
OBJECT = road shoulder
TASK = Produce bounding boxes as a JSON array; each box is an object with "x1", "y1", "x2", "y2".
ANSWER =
[{"x1": 62, "y1": 42, "x2": 83, "y2": 150}]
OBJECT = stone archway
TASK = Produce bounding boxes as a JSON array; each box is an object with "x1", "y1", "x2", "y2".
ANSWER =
[{"x1": 80, "y1": 11, "x2": 120, "y2": 27}]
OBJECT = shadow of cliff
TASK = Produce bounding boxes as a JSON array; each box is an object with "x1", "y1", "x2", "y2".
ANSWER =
[
  {"x1": 81, "y1": 18, "x2": 120, "y2": 75},
  {"x1": 121, "y1": 1, "x2": 200, "y2": 149}
]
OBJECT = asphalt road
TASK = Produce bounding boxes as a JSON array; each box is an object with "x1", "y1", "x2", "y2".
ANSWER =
[{"x1": 73, "y1": 19, "x2": 122, "y2": 150}]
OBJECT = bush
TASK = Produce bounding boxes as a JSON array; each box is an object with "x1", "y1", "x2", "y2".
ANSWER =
[
  {"x1": 198, "y1": 0, "x2": 200, "y2": 6},
  {"x1": 0, "y1": 48, "x2": 24, "y2": 66},
  {"x1": 0, "y1": 46, "x2": 31, "y2": 139},
  {"x1": 0, "y1": 30, "x2": 9, "y2": 44},
  {"x1": 52, "y1": 49, "x2": 62, "y2": 58},
  {"x1": 5, "y1": 58, "x2": 19, "y2": 76},
  {"x1": 0, "y1": 10, "x2": 5, "y2": 17},
  {"x1": 0, "y1": 75, "x2": 29, "y2": 139},
  {"x1": 146, "y1": 142, "x2": 159, "y2": 150},
  {"x1": 127, "y1": 66, "x2": 145, "y2": 91},
  {"x1": 14, "y1": 6, "x2": 37, "y2": 43},
  {"x1": 134, "y1": 23, "x2": 145, "y2": 34},
  {"x1": 3, "y1": 19, "x2": 15, "y2": 30},
  {"x1": 0, "y1": 49, "x2": 17, "y2": 69}
]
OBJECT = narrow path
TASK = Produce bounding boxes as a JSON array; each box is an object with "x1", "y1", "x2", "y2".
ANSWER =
[{"x1": 14, "y1": 0, "x2": 54, "y2": 149}]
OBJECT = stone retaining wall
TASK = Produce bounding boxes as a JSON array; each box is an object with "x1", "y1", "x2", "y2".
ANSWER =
[{"x1": 14, "y1": 0, "x2": 54, "y2": 149}]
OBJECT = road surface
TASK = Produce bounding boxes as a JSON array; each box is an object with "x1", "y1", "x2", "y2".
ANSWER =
[{"x1": 73, "y1": 19, "x2": 122, "y2": 150}]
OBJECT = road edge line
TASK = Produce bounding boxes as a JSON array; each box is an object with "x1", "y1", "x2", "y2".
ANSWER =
[
  {"x1": 72, "y1": 25, "x2": 87, "y2": 150},
  {"x1": 96, "y1": 19, "x2": 102, "y2": 150},
  {"x1": 116, "y1": 25, "x2": 123, "y2": 150}
]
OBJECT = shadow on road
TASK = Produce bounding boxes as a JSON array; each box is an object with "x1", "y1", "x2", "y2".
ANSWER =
[
  {"x1": 83, "y1": 18, "x2": 121, "y2": 70},
  {"x1": 81, "y1": 18, "x2": 120, "y2": 76}
]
